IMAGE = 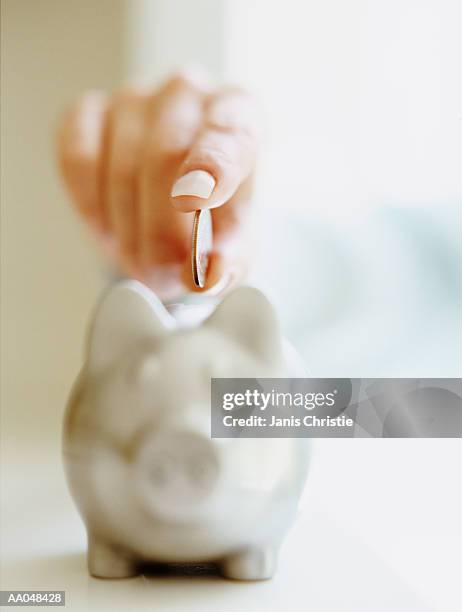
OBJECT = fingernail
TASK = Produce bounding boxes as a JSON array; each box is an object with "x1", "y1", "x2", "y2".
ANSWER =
[{"x1": 171, "y1": 170, "x2": 216, "y2": 199}]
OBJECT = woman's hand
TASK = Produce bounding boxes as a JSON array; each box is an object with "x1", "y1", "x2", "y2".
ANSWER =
[{"x1": 56, "y1": 69, "x2": 259, "y2": 300}]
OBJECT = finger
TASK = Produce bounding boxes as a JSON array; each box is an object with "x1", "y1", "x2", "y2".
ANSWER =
[
  {"x1": 56, "y1": 91, "x2": 108, "y2": 230},
  {"x1": 139, "y1": 73, "x2": 207, "y2": 272},
  {"x1": 181, "y1": 180, "x2": 255, "y2": 293},
  {"x1": 181, "y1": 237, "x2": 252, "y2": 295},
  {"x1": 170, "y1": 88, "x2": 259, "y2": 212},
  {"x1": 105, "y1": 87, "x2": 148, "y2": 266}
]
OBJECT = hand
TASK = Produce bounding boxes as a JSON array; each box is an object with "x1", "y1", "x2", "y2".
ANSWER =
[{"x1": 56, "y1": 69, "x2": 259, "y2": 300}]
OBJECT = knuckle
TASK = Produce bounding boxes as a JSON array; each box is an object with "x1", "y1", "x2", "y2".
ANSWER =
[
  {"x1": 157, "y1": 138, "x2": 188, "y2": 159},
  {"x1": 189, "y1": 146, "x2": 234, "y2": 177},
  {"x1": 73, "y1": 90, "x2": 106, "y2": 113},
  {"x1": 145, "y1": 137, "x2": 186, "y2": 169},
  {"x1": 204, "y1": 120, "x2": 256, "y2": 148},
  {"x1": 67, "y1": 91, "x2": 108, "y2": 129},
  {"x1": 111, "y1": 86, "x2": 147, "y2": 111},
  {"x1": 60, "y1": 91, "x2": 106, "y2": 127},
  {"x1": 60, "y1": 146, "x2": 97, "y2": 180},
  {"x1": 165, "y1": 72, "x2": 193, "y2": 92}
]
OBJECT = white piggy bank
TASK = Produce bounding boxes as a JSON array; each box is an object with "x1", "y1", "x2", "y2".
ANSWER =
[{"x1": 63, "y1": 281, "x2": 309, "y2": 580}]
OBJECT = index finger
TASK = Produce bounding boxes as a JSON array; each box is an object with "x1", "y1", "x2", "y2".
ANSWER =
[{"x1": 170, "y1": 88, "x2": 259, "y2": 212}]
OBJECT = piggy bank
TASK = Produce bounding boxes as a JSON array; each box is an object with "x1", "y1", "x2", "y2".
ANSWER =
[{"x1": 63, "y1": 281, "x2": 309, "y2": 580}]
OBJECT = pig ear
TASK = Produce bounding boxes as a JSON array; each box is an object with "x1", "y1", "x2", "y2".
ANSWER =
[
  {"x1": 86, "y1": 280, "x2": 175, "y2": 373},
  {"x1": 205, "y1": 287, "x2": 282, "y2": 362}
]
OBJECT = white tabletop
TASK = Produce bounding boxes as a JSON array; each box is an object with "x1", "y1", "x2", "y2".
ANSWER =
[{"x1": 2, "y1": 433, "x2": 460, "y2": 612}]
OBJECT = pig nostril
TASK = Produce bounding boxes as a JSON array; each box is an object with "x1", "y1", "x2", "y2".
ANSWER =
[
  {"x1": 149, "y1": 455, "x2": 174, "y2": 487},
  {"x1": 136, "y1": 432, "x2": 219, "y2": 512},
  {"x1": 188, "y1": 454, "x2": 217, "y2": 486}
]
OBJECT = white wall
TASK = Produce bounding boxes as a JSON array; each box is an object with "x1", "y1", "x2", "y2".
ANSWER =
[
  {"x1": 1, "y1": 0, "x2": 126, "y2": 439},
  {"x1": 125, "y1": 0, "x2": 227, "y2": 80},
  {"x1": 224, "y1": 0, "x2": 462, "y2": 217}
]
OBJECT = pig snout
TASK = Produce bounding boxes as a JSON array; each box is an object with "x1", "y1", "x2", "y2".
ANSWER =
[{"x1": 134, "y1": 430, "x2": 220, "y2": 521}]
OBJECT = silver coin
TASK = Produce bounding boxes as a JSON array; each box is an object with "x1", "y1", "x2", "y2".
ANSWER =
[{"x1": 191, "y1": 209, "x2": 213, "y2": 288}]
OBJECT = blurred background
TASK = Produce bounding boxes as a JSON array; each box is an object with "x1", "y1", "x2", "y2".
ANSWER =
[{"x1": 1, "y1": 1, "x2": 461, "y2": 610}]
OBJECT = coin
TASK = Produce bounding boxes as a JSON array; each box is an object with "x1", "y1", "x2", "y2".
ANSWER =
[{"x1": 191, "y1": 209, "x2": 213, "y2": 288}]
